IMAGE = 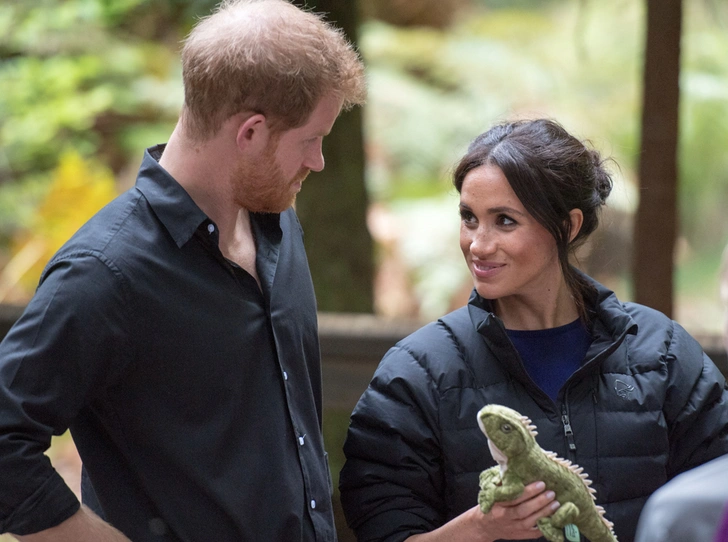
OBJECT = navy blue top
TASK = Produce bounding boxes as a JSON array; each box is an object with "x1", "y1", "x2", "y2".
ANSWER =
[
  {"x1": 0, "y1": 146, "x2": 335, "y2": 541},
  {"x1": 506, "y1": 319, "x2": 592, "y2": 401}
]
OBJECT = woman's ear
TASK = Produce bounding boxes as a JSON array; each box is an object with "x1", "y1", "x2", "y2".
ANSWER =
[{"x1": 568, "y1": 208, "x2": 584, "y2": 242}]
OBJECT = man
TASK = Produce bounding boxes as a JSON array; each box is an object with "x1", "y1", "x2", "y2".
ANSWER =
[
  {"x1": 0, "y1": 0, "x2": 365, "y2": 540},
  {"x1": 634, "y1": 454, "x2": 728, "y2": 542}
]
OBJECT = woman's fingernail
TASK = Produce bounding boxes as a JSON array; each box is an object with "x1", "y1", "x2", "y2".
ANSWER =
[
  {"x1": 546, "y1": 491, "x2": 555, "y2": 500},
  {"x1": 551, "y1": 501, "x2": 561, "y2": 511},
  {"x1": 535, "y1": 482, "x2": 546, "y2": 491}
]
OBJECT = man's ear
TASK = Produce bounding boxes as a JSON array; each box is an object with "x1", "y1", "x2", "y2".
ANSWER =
[
  {"x1": 568, "y1": 208, "x2": 584, "y2": 242},
  {"x1": 235, "y1": 113, "x2": 271, "y2": 153}
]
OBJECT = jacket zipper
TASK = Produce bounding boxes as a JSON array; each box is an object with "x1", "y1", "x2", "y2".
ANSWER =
[{"x1": 561, "y1": 403, "x2": 577, "y2": 459}]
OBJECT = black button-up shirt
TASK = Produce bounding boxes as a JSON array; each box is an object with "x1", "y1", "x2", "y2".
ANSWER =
[{"x1": 0, "y1": 145, "x2": 336, "y2": 541}]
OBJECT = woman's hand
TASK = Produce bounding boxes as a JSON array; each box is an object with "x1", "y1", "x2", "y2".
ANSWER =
[{"x1": 407, "y1": 481, "x2": 559, "y2": 542}]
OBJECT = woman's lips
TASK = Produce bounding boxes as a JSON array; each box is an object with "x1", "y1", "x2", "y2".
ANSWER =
[{"x1": 471, "y1": 260, "x2": 504, "y2": 279}]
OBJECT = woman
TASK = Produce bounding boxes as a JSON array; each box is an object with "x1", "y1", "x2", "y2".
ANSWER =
[{"x1": 339, "y1": 119, "x2": 728, "y2": 542}]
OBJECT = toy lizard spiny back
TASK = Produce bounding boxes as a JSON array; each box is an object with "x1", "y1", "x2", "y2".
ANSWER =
[{"x1": 477, "y1": 404, "x2": 618, "y2": 542}]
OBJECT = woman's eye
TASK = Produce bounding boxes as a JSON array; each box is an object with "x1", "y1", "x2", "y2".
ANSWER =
[
  {"x1": 497, "y1": 215, "x2": 516, "y2": 227},
  {"x1": 459, "y1": 209, "x2": 476, "y2": 223}
]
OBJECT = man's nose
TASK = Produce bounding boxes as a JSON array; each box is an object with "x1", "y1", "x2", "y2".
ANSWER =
[{"x1": 304, "y1": 144, "x2": 325, "y2": 172}]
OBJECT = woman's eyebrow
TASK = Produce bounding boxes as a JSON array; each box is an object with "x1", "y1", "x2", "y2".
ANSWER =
[
  {"x1": 459, "y1": 201, "x2": 525, "y2": 216},
  {"x1": 487, "y1": 205, "x2": 525, "y2": 216}
]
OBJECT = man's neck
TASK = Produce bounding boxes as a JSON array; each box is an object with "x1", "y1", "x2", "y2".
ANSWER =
[
  {"x1": 218, "y1": 209, "x2": 260, "y2": 288},
  {"x1": 159, "y1": 123, "x2": 260, "y2": 287},
  {"x1": 160, "y1": 126, "x2": 236, "y2": 224}
]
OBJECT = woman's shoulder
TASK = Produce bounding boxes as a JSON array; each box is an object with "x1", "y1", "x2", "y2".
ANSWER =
[
  {"x1": 376, "y1": 305, "x2": 490, "y2": 386},
  {"x1": 395, "y1": 306, "x2": 477, "y2": 354},
  {"x1": 592, "y1": 278, "x2": 676, "y2": 337},
  {"x1": 621, "y1": 301, "x2": 674, "y2": 330},
  {"x1": 618, "y1": 301, "x2": 706, "y2": 364}
]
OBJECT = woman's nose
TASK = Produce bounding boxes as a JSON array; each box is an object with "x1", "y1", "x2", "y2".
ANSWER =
[{"x1": 469, "y1": 229, "x2": 497, "y2": 257}]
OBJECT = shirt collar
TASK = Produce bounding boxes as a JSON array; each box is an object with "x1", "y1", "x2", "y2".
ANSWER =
[{"x1": 135, "y1": 144, "x2": 209, "y2": 248}]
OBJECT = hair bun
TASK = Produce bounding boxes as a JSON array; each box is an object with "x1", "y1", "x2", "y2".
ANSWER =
[{"x1": 589, "y1": 150, "x2": 613, "y2": 205}]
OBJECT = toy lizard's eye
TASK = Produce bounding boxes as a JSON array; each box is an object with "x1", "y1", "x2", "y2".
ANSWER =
[{"x1": 501, "y1": 423, "x2": 512, "y2": 433}]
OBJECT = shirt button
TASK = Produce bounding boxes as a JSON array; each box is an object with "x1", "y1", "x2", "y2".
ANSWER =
[
  {"x1": 207, "y1": 223, "x2": 215, "y2": 234},
  {"x1": 298, "y1": 436, "x2": 305, "y2": 446},
  {"x1": 310, "y1": 500, "x2": 316, "y2": 509},
  {"x1": 283, "y1": 371, "x2": 288, "y2": 381}
]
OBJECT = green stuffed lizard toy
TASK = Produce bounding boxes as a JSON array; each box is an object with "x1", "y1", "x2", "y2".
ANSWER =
[{"x1": 477, "y1": 404, "x2": 618, "y2": 542}]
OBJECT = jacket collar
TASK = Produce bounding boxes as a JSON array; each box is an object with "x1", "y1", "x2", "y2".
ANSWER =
[
  {"x1": 465, "y1": 271, "x2": 639, "y2": 410},
  {"x1": 466, "y1": 269, "x2": 638, "y2": 345},
  {"x1": 581, "y1": 268, "x2": 639, "y2": 341}
]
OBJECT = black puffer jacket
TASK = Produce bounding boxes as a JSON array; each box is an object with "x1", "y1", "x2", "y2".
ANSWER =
[{"x1": 340, "y1": 279, "x2": 728, "y2": 542}]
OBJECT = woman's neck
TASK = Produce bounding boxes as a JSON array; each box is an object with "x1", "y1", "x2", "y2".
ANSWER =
[{"x1": 493, "y1": 280, "x2": 580, "y2": 331}]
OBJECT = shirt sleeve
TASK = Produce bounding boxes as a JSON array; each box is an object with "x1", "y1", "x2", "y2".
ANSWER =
[
  {"x1": 339, "y1": 345, "x2": 444, "y2": 542},
  {"x1": 0, "y1": 253, "x2": 132, "y2": 535},
  {"x1": 634, "y1": 455, "x2": 728, "y2": 542},
  {"x1": 663, "y1": 321, "x2": 728, "y2": 478}
]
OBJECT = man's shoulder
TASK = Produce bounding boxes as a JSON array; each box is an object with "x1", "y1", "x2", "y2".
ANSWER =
[{"x1": 44, "y1": 188, "x2": 151, "y2": 275}]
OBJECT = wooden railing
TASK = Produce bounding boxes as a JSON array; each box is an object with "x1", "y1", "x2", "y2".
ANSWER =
[{"x1": 1, "y1": 305, "x2": 727, "y2": 410}]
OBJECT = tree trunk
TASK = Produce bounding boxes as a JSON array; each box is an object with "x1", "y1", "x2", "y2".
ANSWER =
[
  {"x1": 633, "y1": 0, "x2": 682, "y2": 317},
  {"x1": 292, "y1": 0, "x2": 374, "y2": 313}
]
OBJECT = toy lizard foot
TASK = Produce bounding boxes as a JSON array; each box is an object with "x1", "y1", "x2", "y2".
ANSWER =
[
  {"x1": 478, "y1": 486, "x2": 496, "y2": 514},
  {"x1": 479, "y1": 466, "x2": 500, "y2": 488},
  {"x1": 537, "y1": 517, "x2": 565, "y2": 542},
  {"x1": 478, "y1": 466, "x2": 500, "y2": 513},
  {"x1": 551, "y1": 502, "x2": 579, "y2": 528}
]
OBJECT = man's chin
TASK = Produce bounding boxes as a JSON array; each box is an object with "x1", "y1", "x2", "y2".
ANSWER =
[
  {"x1": 273, "y1": 195, "x2": 296, "y2": 213},
  {"x1": 248, "y1": 196, "x2": 296, "y2": 214}
]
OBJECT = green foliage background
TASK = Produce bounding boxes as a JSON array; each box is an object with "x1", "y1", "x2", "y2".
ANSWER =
[
  {"x1": 0, "y1": 0, "x2": 195, "y2": 242},
  {"x1": 360, "y1": 0, "x2": 728, "y2": 327},
  {"x1": 0, "y1": 0, "x2": 726, "y2": 327}
]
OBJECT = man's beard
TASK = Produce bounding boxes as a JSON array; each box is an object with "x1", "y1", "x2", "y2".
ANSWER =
[{"x1": 231, "y1": 141, "x2": 309, "y2": 214}]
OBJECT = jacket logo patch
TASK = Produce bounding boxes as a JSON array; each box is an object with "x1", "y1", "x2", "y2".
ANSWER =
[{"x1": 614, "y1": 379, "x2": 635, "y2": 398}]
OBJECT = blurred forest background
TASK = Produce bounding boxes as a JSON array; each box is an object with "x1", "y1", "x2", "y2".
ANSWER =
[
  {"x1": 1, "y1": 0, "x2": 727, "y2": 540},
  {"x1": 1, "y1": 0, "x2": 727, "y2": 334}
]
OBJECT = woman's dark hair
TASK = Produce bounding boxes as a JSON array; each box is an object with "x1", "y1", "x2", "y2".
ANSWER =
[{"x1": 453, "y1": 119, "x2": 613, "y2": 322}]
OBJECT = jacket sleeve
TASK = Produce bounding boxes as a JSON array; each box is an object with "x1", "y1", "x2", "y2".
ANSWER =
[
  {"x1": 339, "y1": 344, "x2": 444, "y2": 542},
  {"x1": 0, "y1": 254, "x2": 132, "y2": 535},
  {"x1": 663, "y1": 321, "x2": 728, "y2": 478}
]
